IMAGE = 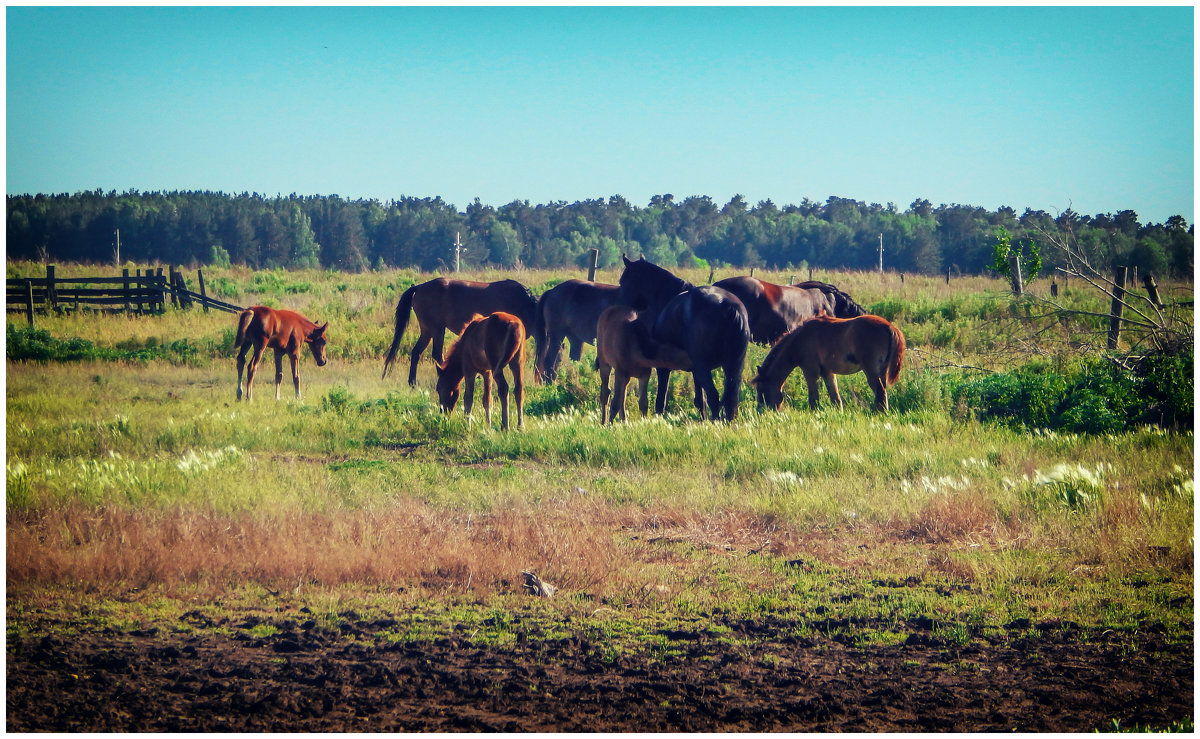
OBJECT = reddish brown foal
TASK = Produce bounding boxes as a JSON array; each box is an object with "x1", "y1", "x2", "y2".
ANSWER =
[
  {"x1": 435, "y1": 312, "x2": 526, "y2": 430},
  {"x1": 234, "y1": 306, "x2": 328, "y2": 402}
]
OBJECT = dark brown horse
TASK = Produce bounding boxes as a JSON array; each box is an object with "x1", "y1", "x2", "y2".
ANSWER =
[
  {"x1": 713, "y1": 276, "x2": 867, "y2": 345},
  {"x1": 533, "y1": 279, "x2": 621, "y2": 382},
  {"x1": 435, "y1": 312, "x2": 526, "y2": 431},
  {"x1": 617, "y1": 255, "x2": 751, "y2": 421},
  {"x1": 595, "y1": 305, "x2": 693, "y2": 423},
  {"x1": 383, "y1": 277, "x2": 537, "y2": 386},
  {"x1": 750, "y1": 314, "x2": 905, "y2": 412},
  {"x1": 234, "y1": 305, "x2": 328, "y2": 402}
]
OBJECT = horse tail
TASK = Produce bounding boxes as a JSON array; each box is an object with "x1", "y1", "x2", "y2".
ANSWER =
[
  {"x1": 722, "y1": 301, "x2": 751, "y2": 421},
  {"x1": 382, "y1": 285, "x2": 417, "y2": 379},
  {"x1": 233, "y1": 308, "x2": 254, "y2": 350},
  {"x1": 532, "y1": 292, "x2": 550, "y2": 382},
  {"x1": 885, "y1": 321, "x2": 906, "y2": 386}
]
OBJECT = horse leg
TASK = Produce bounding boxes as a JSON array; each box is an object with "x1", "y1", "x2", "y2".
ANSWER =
[
  {"x1": 654, "y1": 368, "x2": 672, "y2": 415},
  {"x1": 460, "y1": 369, "x2": 475, "y2": 422},
  {"x1": 495, "y1": 368, "x2": 510, "y2": 431},
  {"x1": 704, "y1": 371, "x2": 722, "y2": 421},
  {"x1": 236, "y1": 342, "x2": 252, "y2": 401},
  {"x1": 245, "y1": 339, "x2": 267, "y2": 402},
  {"x1": 802, "y1": 366, "x2": 822, "y2": 409},
  {"x1": 568, "y1": 335, "x2": 583, "y2": 362},
  {"x1": 289, "y1": 351, "x2": 301, "y2": 400},
  {"x1": 432, "y1": 331, "x2": 447, "y2": 368},
  {"x1": 636, "y1": 376, "x2": 650, "y2": 418},
  {"x1": 509, "y1": 357, "x2": 524, "y2": 429},
  {"x1": 273, "y1": 350, "x2": 284, "y2": 401},
  {"x1": 482, "y1": 371, "x2": 494, "y2": 428},
  {"x1": 544, "y1": 330, "x2": 566, "y2": 381},
  {"x1": 598, "y1": 365, "x2": 612, "y2": 424},
  {"x1": 408, "y1": 332, "x2": 433, "y2": 387},
  {"x1": 866, "y1": 371, "x2": 888, "y2": 412},
  {"x1": 824, "y1": 372, "x2": 844, "y2": 410},
  {"x1": 614, "y1": 371, "x2": 631, "y2": 422}
]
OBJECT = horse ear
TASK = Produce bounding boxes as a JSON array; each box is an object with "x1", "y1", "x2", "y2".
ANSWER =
[
  {"x1": 622, "y1": 254, "x2": 632, "y2": 266},
  {"x1": 314, "y1": 322, "x2": 328, "y2": 335}
]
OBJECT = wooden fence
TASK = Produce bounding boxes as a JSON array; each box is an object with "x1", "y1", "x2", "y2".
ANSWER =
[{"x1": 7, "y1": 265, "x2": 244, "y2": 326}]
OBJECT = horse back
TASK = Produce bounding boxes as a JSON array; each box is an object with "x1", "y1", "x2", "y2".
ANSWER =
[
  {"x1": 545, "y1": 279, "x2": 620, "y2": 340},
  {"x1": 463, "y1": 312, "x2": 525, "y2": 373},
  {"x1": 656, "y1": 287, "x2": 749, "y2": 368}
]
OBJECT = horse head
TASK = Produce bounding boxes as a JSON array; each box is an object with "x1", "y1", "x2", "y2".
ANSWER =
[
  {"x1": 618, "y1": 255, "x2": 691, "y2": 315},
  {"x1": 749, "y1": 361, "x2": 786, "y2": 411},
  {"x1": 433, "y1": 361, "x2": 460, "y2": 413},
  {"x1": 308, "y1": 322, "x2": 329, "y2": 366}
]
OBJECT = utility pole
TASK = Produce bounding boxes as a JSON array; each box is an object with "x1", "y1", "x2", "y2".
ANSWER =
[
  {"x1": 115, "y1": 228, "x2": 121, "y2": 267},
  {"x1": 878, "y1": 233, "x2": 884, "y2": 274},
  {"x1": 453, "y1": 231, "x2": 462, "y2": 273}
]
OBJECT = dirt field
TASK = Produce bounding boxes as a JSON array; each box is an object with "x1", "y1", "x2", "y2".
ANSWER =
[{"x1": 6, "y1": 612, "x2": 1191, "y2": 732}]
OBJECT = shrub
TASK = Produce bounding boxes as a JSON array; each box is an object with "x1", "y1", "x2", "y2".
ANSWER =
[{"x1": 953, "y1": 348, "x2": 1193, "y2": 433}]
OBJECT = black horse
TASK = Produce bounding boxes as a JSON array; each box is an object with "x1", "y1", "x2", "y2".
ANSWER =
[
  {"x1": 533, "y1": 279, "x2": 621, "y2": 382},
  {"x1": 713, "y1": 276, "x2": 867, "y2": 345},
  {"x1": 617, "y1": 255, "x2": 750, "y2": 421}
]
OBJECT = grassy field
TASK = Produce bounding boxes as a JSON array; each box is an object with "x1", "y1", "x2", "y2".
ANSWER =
[{"x1": 5, "y1": 261, "x2": 1194, "y2": 728}]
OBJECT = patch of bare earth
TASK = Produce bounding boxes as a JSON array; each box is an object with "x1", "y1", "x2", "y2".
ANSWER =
[{"x1": 6, "y1": 614, "x2": 1191, "y2": 732}]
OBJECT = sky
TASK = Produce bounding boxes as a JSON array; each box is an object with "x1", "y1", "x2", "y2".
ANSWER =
[{"x1": 6, "y1": 6, "x2": 1195, "y2": 224}]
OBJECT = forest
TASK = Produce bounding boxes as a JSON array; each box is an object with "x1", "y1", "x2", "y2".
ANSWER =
[{"x1": 5, "y1": 189, "x2": 1193, "y2": 279}]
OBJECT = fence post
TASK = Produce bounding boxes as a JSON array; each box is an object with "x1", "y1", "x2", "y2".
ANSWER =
[
  {"x1": 123, "y1": 268, "x2": 131, "y2": 313},
  {"x1": 167, "y1": 266, "x2": 178, "y2": 308},
  {"x1": 946, "y1": 267, "x2": 950, "y2": 285},
  {"x1": 197, "y1": 268, "x2": 209, "y2": 312},
  {"x1": 1008, "y1": 254, "x2": 1024, "y2": 296},
  {"x1": 156, "y1": 267, "x2": 166, "y2": 313},
  {"x1": 808, "y1": 266, "x2": 813, "y2": 281},
  {"x1": 587, "y1": 249, "x2": 598, "y2": 281},
  {"x1": 708, "y1": 266, "x2": 715, "y2": 284},
  {"x1": 1142, "y1": 273, "x2": 1162, "y2": 309},
  {"x1": 25, "y1": 280, "x2": 35, "y2": 328},
  {"x1": 46, "y1": 265, "x2": 58, "y2": 312},
  {"x1": 1107, "y1": 266, "x2": 1127, "y2": 350}
]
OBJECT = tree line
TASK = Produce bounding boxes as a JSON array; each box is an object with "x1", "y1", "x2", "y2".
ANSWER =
[{"x1": 6, "y1": 189, "x2": 1193, "y2": 279}]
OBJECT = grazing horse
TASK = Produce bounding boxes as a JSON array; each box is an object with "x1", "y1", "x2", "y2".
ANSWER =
[
  {"x1": 713, "y1": 276, "x2": 867, "y2": 345},
  {"x1": 383, "y1": 277, "x2": 537, "y2": 387},
  {"x1": 750, "y1": 314, "x2": 905, "y2": 412},
  {"x1": 533, "y1": 279, "x2": 621, "y2": 382},
  {"x1": 234, "y1": 305, "x2": 328, "y2": 402},
  {"x1": 595, "y1": 305, "x2": 693, "y2": 423},
  {"x1": 435, "y1": 312, "x2": 526, "y2": 431},
  {"x1": 617, "y1": 255, "x2": 751, "y2": 421}
]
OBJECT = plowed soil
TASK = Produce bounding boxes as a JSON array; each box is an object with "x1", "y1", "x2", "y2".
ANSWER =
[{"x1": 6, "y1": 614, "x2": 1191, "y2": 732}]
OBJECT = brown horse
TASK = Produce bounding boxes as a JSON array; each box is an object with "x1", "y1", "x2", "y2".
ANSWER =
[
  {"x1": 750, "y1": 314, "x2": 905, "y2": 412},
  {"x1": 435, "y1": 312, "x2": 526, "y2": 431},
  {"x1": 595, "y1": 305, "x2": 693, "y2": 424},
  {"x1": 533, "y1": 279, "x2": 621, "y2": 382},
  {"x1": 234, "y1": 305, "x2": 328, "y2": 402},
  {"x1": 382, "y1": 277, "x2": 537, "y2": 386},
  {"x1": 713, "y1": 276, "x2": 867, "y2": 345}
]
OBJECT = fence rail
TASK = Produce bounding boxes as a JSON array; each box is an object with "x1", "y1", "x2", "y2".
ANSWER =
[{"x1": 7, "y1": 265, "x2": 244, "y2": 327}]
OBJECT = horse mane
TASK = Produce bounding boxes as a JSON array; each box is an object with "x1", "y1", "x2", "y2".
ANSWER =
[
  {"x1": 623, "y1": 256, "x2": 693, "y2": 293},
  {"x1": 441, "y1": 313, "x2": 486, "y2": 371},
  {"x1": 794, "y1": 281, "x2": 867, "y2": 317},
  {"x1": 758, "y1": 325, "x2": 803, "y2": 382}
]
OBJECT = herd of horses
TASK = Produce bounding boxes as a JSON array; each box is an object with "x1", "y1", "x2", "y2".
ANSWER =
[{"x1": 232, "y1": 255, "x2": 906, "y2": 428}]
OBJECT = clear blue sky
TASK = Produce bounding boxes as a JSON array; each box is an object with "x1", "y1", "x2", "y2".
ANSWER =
[{"x1": 6, "y1": 6, "x2": 1195, "y2": 224}]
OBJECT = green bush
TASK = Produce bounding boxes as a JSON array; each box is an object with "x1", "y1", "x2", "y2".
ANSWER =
[
  {"x1": 953, "y1": 348, "x2": 1193, "y2": 433},
  {"x1": 6, "y1": 325, "x2": 202, "y2": 365}
]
